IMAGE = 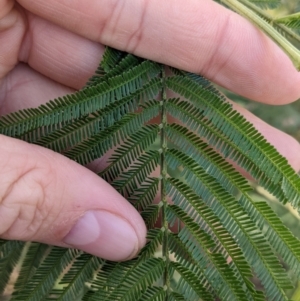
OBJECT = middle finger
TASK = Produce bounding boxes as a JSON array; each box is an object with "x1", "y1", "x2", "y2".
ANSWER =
[{"x1": 18, "y1": 11, "x2": 104, "y2": 89}]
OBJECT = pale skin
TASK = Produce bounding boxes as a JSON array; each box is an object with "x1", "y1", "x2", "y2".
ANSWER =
[{"x1": 1, "y1": 0, "x2": 300, "y2": 261}]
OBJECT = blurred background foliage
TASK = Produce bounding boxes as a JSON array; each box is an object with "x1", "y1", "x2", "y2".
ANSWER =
[{"x1": 279, "y1": 0, "x2": 300, "y2": 16}]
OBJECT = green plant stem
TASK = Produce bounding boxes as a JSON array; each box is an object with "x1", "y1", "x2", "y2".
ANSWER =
[
  {"x1": 221, "y1": 0, "x2": 300, "y2": 70},
  {"x1": 160, "y1": 66, "x2": 170, "y2": 296},
  {"x1": 238, "y1": 0, "x2": 300, "y2": 44}
]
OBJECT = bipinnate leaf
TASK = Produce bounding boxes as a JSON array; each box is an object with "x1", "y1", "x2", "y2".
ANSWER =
[{"x1": 1, "y1": 28, "x2": 300, "y2": 301}]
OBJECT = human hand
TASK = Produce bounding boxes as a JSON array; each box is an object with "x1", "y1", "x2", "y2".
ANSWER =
[{"x1": 1, "y1": 0, "x2": 300, "y2": 261}]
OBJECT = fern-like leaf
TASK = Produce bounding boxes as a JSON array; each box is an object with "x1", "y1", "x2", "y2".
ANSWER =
[{"x1": 1, "y1": 28, "x2": 300, "y2": 301}]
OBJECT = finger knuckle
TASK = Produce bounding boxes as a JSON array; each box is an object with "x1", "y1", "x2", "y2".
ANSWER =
[
  {"x1": 201, "y1": 13, "x2": 234, "y2": 77},
  {"x1": 98, "y1": 0, "x2": 148, "y2": 53},
  {"x1": 0, "y1": 165, "x2": 54, "y2": 240},
  {"x1": 0, "y1": 0, "x2": 14, "y2": 20}
]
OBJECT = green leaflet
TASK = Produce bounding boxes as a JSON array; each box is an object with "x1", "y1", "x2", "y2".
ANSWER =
[
  {"x1": 1, "y1": 11, "x2": 300, "y2": 300},
  {"x1": 276, "y1": 12, "x2": 300, "y2": 29},
  {"x1": 245, "y1": 0, "x2": 281, "y2": 9},
  {"x1": 217, "y1": 0, "x2": 280, "y2": 9}
]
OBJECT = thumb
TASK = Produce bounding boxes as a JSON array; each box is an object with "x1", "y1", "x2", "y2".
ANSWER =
[{"x1": 0, "y1": 135, "x2": 147, "y2": 261}]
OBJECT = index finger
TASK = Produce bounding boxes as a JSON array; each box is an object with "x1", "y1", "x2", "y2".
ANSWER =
[{"x1": 17, "y1": 0, "x2": 300, "y2": 104}]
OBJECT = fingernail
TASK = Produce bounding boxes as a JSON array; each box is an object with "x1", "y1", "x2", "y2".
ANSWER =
[{"x1": 63, "y1": 210, "x2": 139, "y2": 261}]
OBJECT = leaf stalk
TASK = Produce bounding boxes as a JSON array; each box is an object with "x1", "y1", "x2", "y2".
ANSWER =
[{"x1": 160, "y1": 66, "x2": 171, "y2": 296}]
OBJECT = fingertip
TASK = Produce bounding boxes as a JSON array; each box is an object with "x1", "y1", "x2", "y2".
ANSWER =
[
  {"x1": 63, "y1": 210, "x2": 145, "y2": 261},
  {"x1": 252, "y1": 43, "x2": 300, "y2": 105}
]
